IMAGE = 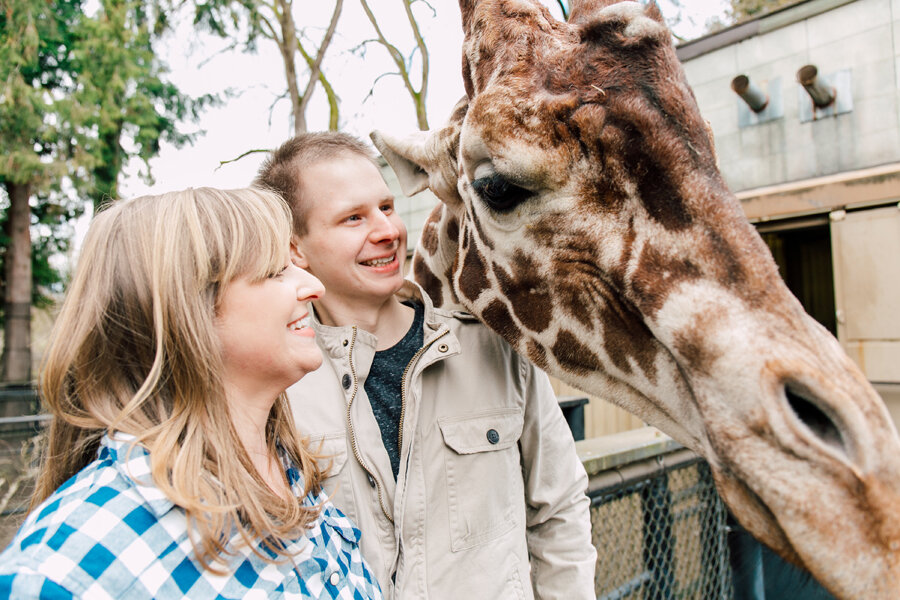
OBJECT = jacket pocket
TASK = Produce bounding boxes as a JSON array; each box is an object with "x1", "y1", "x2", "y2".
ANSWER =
[{"x1": 438, "y1": 408, "x2": 525, "y2": 552}]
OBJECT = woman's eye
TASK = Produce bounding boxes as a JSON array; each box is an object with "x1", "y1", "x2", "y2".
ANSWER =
[
  {"x1": 472, "y1": 174, "x2": 532, "y2": 213},
  {"x1": 269, "y1": 265, "x2": 289, "y2": 278}
]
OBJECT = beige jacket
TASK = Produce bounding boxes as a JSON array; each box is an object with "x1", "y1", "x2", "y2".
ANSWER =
[{"x1": 287, "y1": 282, "x2": 596, "y2": 600}]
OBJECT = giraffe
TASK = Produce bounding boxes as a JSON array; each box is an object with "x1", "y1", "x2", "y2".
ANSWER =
[{"x1": 369, "y1": 1, "x2": 900, "y2": 598}]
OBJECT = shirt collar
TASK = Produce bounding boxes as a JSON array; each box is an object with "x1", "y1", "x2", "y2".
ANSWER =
[{"x1": 100, "y1": 433, "x2": 176, "y2": 518}]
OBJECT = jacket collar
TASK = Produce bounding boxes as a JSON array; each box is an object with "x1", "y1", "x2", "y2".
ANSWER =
[{"x1": 309, "y1": 280, "x2": 454, "y2": 356}]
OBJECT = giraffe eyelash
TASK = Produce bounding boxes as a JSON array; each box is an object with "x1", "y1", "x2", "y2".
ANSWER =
[{"x1": 472, "y1": 173, "x2": 533, "y2": 213}]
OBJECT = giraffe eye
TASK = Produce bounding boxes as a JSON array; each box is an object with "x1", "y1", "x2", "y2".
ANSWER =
[{"x1": 472, "y1": 173, "x2": 533, "y2": 213}]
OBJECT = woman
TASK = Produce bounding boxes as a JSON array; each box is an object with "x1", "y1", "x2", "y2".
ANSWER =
[{"x1": 0, "y1": 188, "x2": 382, "y2": 599}]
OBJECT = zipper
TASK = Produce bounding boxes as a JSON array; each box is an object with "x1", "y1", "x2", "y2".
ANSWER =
[
  {"x1": 345, "y1": 326, "x2": 395, "y2": 524},
  {"x1": 397, "y1": 329, "x2": 450, "y2": 460}
]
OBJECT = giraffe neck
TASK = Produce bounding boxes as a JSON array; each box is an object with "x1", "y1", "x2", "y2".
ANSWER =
[{"x1": 411, "y1": 203, "x2": 465, "y2": 312}]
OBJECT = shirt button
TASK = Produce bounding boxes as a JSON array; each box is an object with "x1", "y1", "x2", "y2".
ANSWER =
[
  {"x1": 486, "y1": 429, "x2": 500, "y2": 444},
  {"x1": 329, "y1": 571, "x2": 340, "y2": 586},
  {"x1": 341, "y1": 374, "x2": 352, "y2": 389}
]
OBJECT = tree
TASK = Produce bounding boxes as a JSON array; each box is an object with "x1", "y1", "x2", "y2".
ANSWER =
[
  {"x1": 357, "y1": 0, "x2": 432, "y2": 131},
  {"x1": 0, "y1": 0, "x2": 85, "y2": 382},
  {"x1": 726, "y1": 0, "x2": 798, "y2": 23},
  {"x1": 195, "y1": 0, "x2": 344, "y2": 135},
  {"x1": 75, "y1": 0, "x2": 216, "y2": 211},
  {"x1": 0, "y1": 0, "x2": 210, "y2": 382}
]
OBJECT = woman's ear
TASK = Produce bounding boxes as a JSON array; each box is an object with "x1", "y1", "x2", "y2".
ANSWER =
[{"x1": 291, "y1": 237, "x2": 310, "y2": 269}]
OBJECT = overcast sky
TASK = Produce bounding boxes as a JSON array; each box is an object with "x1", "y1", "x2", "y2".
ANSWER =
[{"x1": 116, "y1": 0, "x2": 729, "y2": 199}]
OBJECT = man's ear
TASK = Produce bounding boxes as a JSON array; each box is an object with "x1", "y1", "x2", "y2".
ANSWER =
[{"x1": 290, "y1": 237, "x2": 310, "y2": 269}]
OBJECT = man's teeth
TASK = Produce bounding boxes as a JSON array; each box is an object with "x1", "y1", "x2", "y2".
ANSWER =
[{"x1": 363, "y1": 255, "x2": 394, "y2": 267}]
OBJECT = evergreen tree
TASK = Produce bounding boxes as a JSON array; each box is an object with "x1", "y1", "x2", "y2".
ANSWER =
[
  {"x1": 0, "y1": 0, "x2": 210, "y2": 382},
  {"x1": 0, "y1": 0, "x2": 84, "y2": 382},
  {"x1": 75, "y1": 0, "x2": 216, "y2": 211}
]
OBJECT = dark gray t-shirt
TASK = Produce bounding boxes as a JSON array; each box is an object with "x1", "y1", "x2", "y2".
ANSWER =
[{"x1": 364, "y1": 302, "x2": 424, "y2": 480}]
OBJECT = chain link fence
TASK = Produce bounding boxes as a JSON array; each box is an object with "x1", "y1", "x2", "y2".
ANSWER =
[{"x1": 581, "y1": 431, "x2": 733, "y2": 600}]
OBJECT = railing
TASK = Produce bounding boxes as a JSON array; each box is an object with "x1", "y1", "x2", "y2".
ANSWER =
[
  {"x1": 0, "y1": 398, "x2": 832, "y2": 599},
  {"x1": 0, "y1": 383, "x2": 39, "y2": 421},
  {"x1": 577, "y1": 429, "x2": 733, "y2": 599}
]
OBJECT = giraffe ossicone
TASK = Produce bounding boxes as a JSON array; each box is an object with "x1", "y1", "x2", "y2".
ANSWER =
[{"x1": 371, "y1": 1, "x2": 900, "y2": 598}]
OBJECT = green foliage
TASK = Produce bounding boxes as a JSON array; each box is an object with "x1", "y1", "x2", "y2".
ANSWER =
[
  {"x1": 0, "y1": 0, "x2": 214, "y2": 309},
  {"x1": 74, "y1": 0, "x2": 219, "y2": 208},
  {"x1": 727, "y1": 0, "x2": 799, "y2": 23},
  {"x1": 0, "y1": 0, "x2": 86, "y2": 189}
]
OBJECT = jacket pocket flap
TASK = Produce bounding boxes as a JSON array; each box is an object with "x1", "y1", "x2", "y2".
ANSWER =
[
  {"x1": 314, "y1": 432, "x2": 349, "y2": 475},
  {"x1": 439, "y1": 409, "x2": 524, "y2": 454}
]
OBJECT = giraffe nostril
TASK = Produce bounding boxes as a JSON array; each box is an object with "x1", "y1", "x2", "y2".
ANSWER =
[{"x1": 784, "y1": 384, "x2": 846, "y2": 456}]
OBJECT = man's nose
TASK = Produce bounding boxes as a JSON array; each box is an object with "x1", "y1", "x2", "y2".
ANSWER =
[{"x1": 369, "y1": 211, "x2": 399, "y2": 243}]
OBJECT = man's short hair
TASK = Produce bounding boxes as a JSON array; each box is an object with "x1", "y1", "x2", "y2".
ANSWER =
[{"x1": 254, "y1": 132, "x2": 379, "y2": 236}]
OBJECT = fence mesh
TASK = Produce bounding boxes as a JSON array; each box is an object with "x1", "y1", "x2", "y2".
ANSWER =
[{"x1": 590, "y1": 457, "x2": 732, "y2": 600}]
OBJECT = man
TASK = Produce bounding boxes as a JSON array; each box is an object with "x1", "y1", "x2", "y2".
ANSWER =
[{"x1": 254, "y1": 132, "x2": 596, "y2": 599}]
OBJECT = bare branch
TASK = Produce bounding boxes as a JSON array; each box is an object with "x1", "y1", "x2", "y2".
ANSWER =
[
  {"x1": 361, "y1": 71, "x2": 403, "y2": 104},
  {"x1": 268, "y1": 90, "x2": 289, "y2": 128},
  {"x1": 197, "y1": 39, "x2": 243, "y2": 68},
  {"x1": 410, "y1": 0, "x2": 436, "y2": 18},
  {"x1": 359, "y1": 0, "x2": 431, "y2": 129},
  {"x1": 258, "y1": 12, "x2": 280, "y2": 42},
  {"x1": 216, "y1": 148, "x2": 273, "y2": 170},
  {"x1": 358, "y1": 0, "x2": 412, "y2": 83},
  {"x1": 350, "y1": 38, "x2": 381, "y2": 57},
  {"x1": 297, "y1": 0, "x2": 344, "y2": 128}
]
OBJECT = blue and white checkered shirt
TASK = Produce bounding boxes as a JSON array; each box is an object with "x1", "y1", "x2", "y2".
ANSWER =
[{"x1": 0, "y1": 434, "x2": 383, "y2": 599}]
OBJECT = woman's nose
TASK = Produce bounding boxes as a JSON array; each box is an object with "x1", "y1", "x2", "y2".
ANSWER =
[{"x1": 296, "y1": 267, "x2": 325, "y2": 301}]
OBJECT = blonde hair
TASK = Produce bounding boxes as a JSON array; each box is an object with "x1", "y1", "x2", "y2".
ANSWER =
[{"x1": 34, "y1": 187, "x2": 324, "y2": 567}]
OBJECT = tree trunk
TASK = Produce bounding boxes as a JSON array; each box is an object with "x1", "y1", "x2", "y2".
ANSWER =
[
  {"x1": 273, "y1": 0, "x2": 304, "y2": 134},
  {"x1": 2, "y1": 181, "x2": 32, "y2": 384}
]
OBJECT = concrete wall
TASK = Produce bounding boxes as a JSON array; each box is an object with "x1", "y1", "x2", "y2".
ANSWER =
[
  {"x1": 680, "y1": 0, "x2": 900, "y2": 422},
  {"x1": 680, "y1": 0, "x2": 900, "y2": 192}
]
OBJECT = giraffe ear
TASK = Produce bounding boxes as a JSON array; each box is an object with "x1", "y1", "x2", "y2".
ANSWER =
[{"x1": 370, "y1": 130, "x2": 432, "y2": 197}]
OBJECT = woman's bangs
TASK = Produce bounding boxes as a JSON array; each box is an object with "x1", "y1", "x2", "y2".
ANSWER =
[{"x1": 227, "y1": 189, "x2": 293, "y2": 282}]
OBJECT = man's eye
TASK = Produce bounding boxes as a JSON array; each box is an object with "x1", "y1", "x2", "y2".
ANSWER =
[{"x1": 472, "y1": 174, "x2": 532, "y2": 213}]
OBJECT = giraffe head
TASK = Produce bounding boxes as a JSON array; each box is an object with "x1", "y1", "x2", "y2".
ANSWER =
[{"x1": 372, "y1": 1, "x2": 900, "y2": 597}]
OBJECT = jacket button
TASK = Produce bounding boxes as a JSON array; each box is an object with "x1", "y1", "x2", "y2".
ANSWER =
[
  {"x1": 342, "y1": 339, "x2": 349, "y2": 347},
  {"x1": 438, "y1": 343, "x2": 449, "y2": 353},
  {"x1": 486, "y1": 429, "x2": 500, "y2": 444},
  {"x1": 341, "y1": 374, "x2": 352, "y2": 389},
  {"x1": 367, "y1": 473, "x2": 376, "y2": 488}
]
